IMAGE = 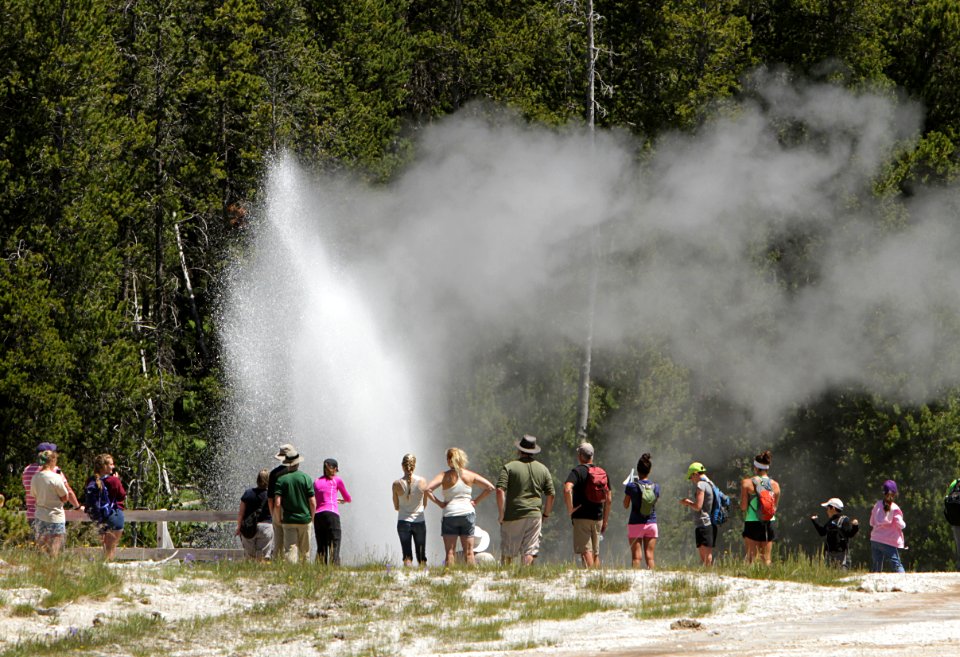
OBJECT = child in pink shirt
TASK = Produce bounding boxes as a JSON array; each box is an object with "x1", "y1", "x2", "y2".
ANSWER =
[{"x1": 869, "y1": 479, "x2": 905, "y2": 573}]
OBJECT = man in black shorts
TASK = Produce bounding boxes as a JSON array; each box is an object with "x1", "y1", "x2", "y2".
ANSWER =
[{"x1": 679, "y1": 462, "x2": 716, "y2": 566}]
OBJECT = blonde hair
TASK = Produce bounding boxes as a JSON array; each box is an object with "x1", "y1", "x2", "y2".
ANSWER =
[
  {"x1": 38, "y1": 450, "x2": 57, "y2": 468},
  {"x1": 446, "y1": 448, "x2": 468, "y2": 478},
  {"x1": 93, "y1": 453, "x2": 113, "y2": 490},
  {"x1": 401, "y1": 454, "x2": 416, "y2": 498}
]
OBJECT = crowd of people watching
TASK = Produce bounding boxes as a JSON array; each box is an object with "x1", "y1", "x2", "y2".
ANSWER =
[{"x1": 11, "y1": 436, "x2": 944, "y2": 572}]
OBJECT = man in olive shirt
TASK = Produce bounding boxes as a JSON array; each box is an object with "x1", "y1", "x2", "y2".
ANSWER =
[
  {"x1": 273, "y1": 450, "x2": 316, "y2": 563},
  {"x1": 496, "y1": 435, "x2": 555, "y2": 565}
]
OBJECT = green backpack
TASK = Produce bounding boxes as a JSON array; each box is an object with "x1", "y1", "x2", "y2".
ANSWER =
[{"x1": 638, "y1": 482, "x2": 657, "y2": 517}]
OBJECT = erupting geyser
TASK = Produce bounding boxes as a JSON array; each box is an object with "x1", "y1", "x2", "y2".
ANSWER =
[{"x1": 218, "y1": 155, "x2": 427, "y2": 562}]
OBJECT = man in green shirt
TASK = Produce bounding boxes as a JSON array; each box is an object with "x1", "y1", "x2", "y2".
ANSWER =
[
  {"x1": 496, "y1": 435, "x2": 555, "y2": 565},
  {"x1": 273, "y1": 451, "x2": 316, "y2": 563}
]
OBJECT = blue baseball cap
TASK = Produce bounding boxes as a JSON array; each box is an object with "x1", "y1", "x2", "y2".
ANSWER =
[{"x1": 36, "y1": 442, "x2": 57, "y2": 453}]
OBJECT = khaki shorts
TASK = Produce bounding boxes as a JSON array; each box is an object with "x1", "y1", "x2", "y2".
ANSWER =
[
  {"x1": 572, "y1": 518, "x2": 602, "y2": 555},
  {"x1": 500, "y1": 516, "x2": 543, "y2": 558}
]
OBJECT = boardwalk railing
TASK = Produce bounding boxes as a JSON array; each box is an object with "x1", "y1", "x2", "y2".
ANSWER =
[{"x1": 63, "y1": 509, "x2": 244, "y2": 561}]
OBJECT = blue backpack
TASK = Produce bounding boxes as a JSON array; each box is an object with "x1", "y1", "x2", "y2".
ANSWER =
[
  {"x1": 84, "y1": 476, "x2": 117, "y2": 523},
  {"x1": 709, "y1": 480, "x2": 731, "y2": 526}
]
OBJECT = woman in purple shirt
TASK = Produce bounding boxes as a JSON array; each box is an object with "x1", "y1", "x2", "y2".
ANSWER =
[{"x1": 313, "y1": 458, "x2": 352, "y2": 565}]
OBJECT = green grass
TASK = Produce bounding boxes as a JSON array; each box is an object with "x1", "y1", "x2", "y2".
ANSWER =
[
  {"x1": 434, "y1": 618, "x2": 506, "y2": 644},
  {"x1": 582, "y1": 571, "x2": 633, "y2": 593},
  {"x1": 704, "y1": 549, "x2": 863, "y2": 587},
  {"x1": 492, "y1": 562, "x2": 575, "y2": 580},
  {"x1": 521, "y1": 595, "x2": 615, "y2": 621},
  {"x1": 0, "y1": 614, "x2": 163, "y2": 657},
  {"x1": 634, "y1": 574, "x2": 725, "y2": 620},
  {"x1": 0, "y1": 552, "x2": 122, "y2": 607}
]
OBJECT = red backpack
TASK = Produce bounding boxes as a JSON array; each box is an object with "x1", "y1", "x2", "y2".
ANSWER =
[
  {"x1": 752, "y1": 476, "x2": 777, "y2": 521},
  {"x1": 584, "y1": 465, "x2": 609, "y2": 504}
]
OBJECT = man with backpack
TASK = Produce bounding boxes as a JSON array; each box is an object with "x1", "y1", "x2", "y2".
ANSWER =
[
  {"x1": 563, "y1": 442, "x2": 611, "y2": 567},
  {"x1": 944, "y1": 477, "x2": 960, "y2": 567},
  {"x1": 680, "y1": 462, "x2": 716, "y2": 566},
  {"x1": 810, "y1": 497, "x2": 859, "y2": 569}
]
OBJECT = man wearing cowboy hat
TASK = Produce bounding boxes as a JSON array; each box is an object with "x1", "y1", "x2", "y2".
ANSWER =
[
  {"x1": 267, "y1": 444, "x2": 296, "y2": 560},
  {"x1": 272, "y1": 448, "x2": 316, "y2": 563},
  {"x1": 496, "y1": 434, "x2": 555, "y2": 565}
]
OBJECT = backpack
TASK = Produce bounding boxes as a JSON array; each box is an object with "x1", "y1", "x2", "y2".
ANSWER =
[
  {"x1": 240, "y1": 492, "x2": 267, "y2": 539},
  {"x1": 709, "y1": 481, "x2": 731, "y2": 526},
  {"x1": 83, "y1": 476, "x2": 116, "y2": 523},
  {"x1": 584, "y1": 465, "x2": 609, "y2": 504},
  {"x1": 637, "y1": 482, "x2": 657, "y2": 517},
  {"x1": 945, "y1": 479, "x2": 960, "y2": 526},
  {"x1": 752, "y1": 476, "x2": 777, "y2": 521}
]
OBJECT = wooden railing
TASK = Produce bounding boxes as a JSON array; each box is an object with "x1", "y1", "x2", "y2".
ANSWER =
[
  {"x1": 64, "y1": 509, "x2": 236, "y2": 523},
  {"x1": 63, "y1": 509, "x2": 245, "y2": 561}
]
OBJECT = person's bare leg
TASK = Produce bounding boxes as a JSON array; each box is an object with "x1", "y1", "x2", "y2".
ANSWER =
[
  {"x1": 443, "y1": 536, "x2": 457, "y2": 565},
  {"x1": 761, "y1": 541, "x2": 773, "y2": 565},
  {"x1": 102, "y1": 530, "x2": 121, "y2": 560},
  {"x1": 644, "y1": 538, "x2": 657, "y2": 570},
  {"x1": 48, "y1": 534, "x2": 65, "y2": 557},
  {"x1": 744, "y1": 538, "x2": 760, "y2": 563},
  {"x1": 462, "y1": 536, "x2": 475, "y2": 565},
  {"x1": 698, "y1": 545, "x2": 713, "y2": 566},
  {"x1": 581, "y1": 551, "x2": 596, "y2": 567},
  {"x1": 630, "y1": 538, "x2": 643, "y2": 568}
]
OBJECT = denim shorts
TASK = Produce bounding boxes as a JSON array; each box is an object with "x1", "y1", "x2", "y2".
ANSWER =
[
  {"x1": 36, "y1": 520, "x2": 66, "y2": 537},
  {"x1": 99, "y1": 509, "x2": 124, "y2": 533},
  {"x1": 441, "y1": 512, "x2": 475, "y2": 537}
]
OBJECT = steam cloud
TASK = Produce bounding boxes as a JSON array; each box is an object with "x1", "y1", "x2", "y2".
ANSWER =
[{"x1": 339, "y1": 72, "x2": 960, "y2": 428}]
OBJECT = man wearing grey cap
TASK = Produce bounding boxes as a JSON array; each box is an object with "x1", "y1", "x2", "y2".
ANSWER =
[
  {"x1": 268, "y1": 444, "x2": 296, "y2": 560},
  {"x1": 563, "y1": 442, "x2": 611, "y2": 567}
]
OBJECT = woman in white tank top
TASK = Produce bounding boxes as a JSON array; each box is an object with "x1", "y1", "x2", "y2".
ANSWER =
[
  {"x1": 426, "y1": 447, "x2": 495, "y2": 565},
  {"x1": 392, "y1": 454, "x2": 428, "y2": 566}
]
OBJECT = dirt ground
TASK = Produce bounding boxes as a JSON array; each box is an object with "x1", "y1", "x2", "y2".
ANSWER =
[
  {"x1": 3, "y1": 561, "x2": 960, "y2": 657},
  {"x1": 562, "y1": 574, "x2": 960, "y2": 657}
]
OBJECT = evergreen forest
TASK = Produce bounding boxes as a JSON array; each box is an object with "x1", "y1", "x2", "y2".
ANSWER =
[{"x1": 3, "y1": 0, "x2": 960, "y2": 568}]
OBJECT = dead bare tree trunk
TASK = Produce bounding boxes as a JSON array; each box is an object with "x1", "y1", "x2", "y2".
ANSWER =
[
  {"x1": 576, "y1": 0, "x2": 599, "y2": 440},
  {"x1": 173, "y1": 216, "x2": 209, "y2": 359}
]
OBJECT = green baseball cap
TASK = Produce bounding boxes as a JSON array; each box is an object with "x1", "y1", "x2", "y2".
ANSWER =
[{"x1": 686, "y1": 462, "x2": 706, "y2": 478}]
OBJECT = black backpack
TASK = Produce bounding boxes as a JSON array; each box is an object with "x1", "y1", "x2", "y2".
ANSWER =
[
  {"x1": 945, "y1": 479, "x2": 960, "y2": 526},
  {"x1": 240, "y1": 491, "x2": 267, "y2": 539}
]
